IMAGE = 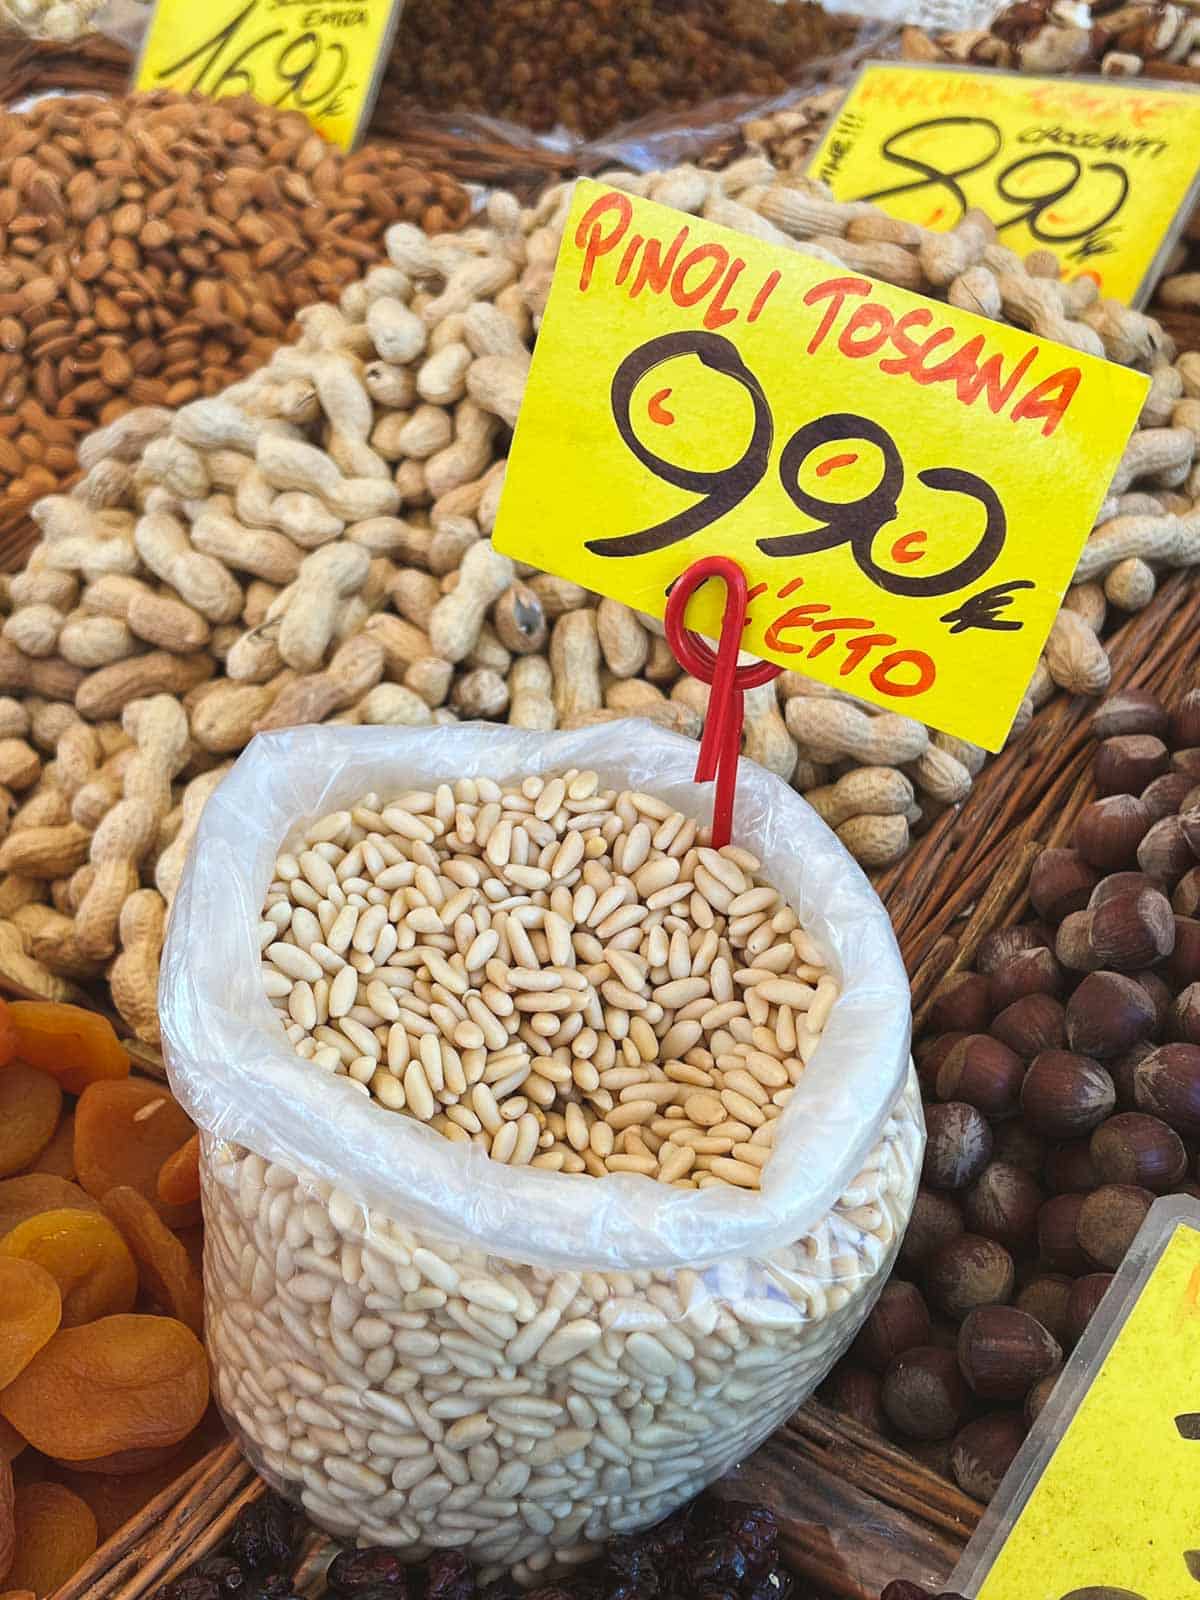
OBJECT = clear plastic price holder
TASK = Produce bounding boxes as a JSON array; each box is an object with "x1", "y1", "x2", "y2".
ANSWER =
[{"x1": 952, "y1": 1194, "x2": 1200, "y2": 1600}]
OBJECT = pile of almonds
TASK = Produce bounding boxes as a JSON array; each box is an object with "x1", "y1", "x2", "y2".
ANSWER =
[
  {"x1": 823, "y1": 682, "x2": 1200, "y2": 1501},
  {"x1": 0, "y1": 91, "x2": 468, "y2": 510},
  {"x1": 0, "y1": 153, "x2": 1195, "y2": 1044}
]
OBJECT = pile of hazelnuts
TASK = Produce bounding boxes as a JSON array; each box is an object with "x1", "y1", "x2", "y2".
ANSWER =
[{"x1": 822, "y1": 685, "x2": 1200, "y2": 1507}]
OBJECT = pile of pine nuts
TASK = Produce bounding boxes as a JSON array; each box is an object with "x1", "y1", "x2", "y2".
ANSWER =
[
  {"x1": 202, "y1": 1073, "x2": 923, "y2": 1571},
  {"x1": 261, "y1": 771, "x2": 840, "y2": 1192}
]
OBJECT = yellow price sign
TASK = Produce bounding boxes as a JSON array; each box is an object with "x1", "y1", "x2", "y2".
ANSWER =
[
  {"x1": 132, "y1": 0, "x2": 404, "y2": 150},
  {"x1": 808, "y1": 63, "x2": 1200, "y2": 307},
  {"x1": 493, "y1": 178, "x2": 1147, "y2": 752},
  {"x1": 956, "y1": 1201, "x2": 1200, "y2": 1599}
]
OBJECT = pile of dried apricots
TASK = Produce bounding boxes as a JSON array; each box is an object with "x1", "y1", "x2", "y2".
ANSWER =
[{"x1": 0, "y1": 998, "x2": 218, "y2": 1599}]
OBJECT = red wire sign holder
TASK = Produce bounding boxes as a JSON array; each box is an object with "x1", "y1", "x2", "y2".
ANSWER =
[{"x1": 663, "y1": 556, "x2": 782, "y2": 849}]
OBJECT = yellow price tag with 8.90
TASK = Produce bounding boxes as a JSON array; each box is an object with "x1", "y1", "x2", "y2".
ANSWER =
[
  {"x1": 808, "y1": 63, "x2": 1200, "y2": 307},
  {"x1": 132, "y1": 0, "x2": 404, "y2": 151}
]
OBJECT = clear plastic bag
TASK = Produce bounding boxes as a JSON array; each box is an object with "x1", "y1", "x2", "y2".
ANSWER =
[{"x1": 161, "y1": 721, "x2": 921, "y2": 1565}]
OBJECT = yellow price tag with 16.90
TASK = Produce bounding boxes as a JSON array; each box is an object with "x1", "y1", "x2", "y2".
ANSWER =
[{"x1": 132, "y1": 0, "x2": 404, "y2": 151}]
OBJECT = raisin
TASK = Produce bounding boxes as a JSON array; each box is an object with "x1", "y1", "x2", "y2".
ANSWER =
[
  {"x1": 0, "y1": 1314, "x2": 209, "y2": 1463},
  {"x1": 100, "y1": 1188, "x2": 203, "y2": 1335},
  {"x1": 227, "y1": 1494, "x2": 298, "y2": 1574},
  {"x1": 0, "y1": 1177, "x2": 101, "y2": 1240},
  {"x1": 7, "y1": 1483, "x2": 97, "y2": 1598},
  {"x1": 0, "y1": 1454, "x2": 12, "y2": 1586},
  {"x1": 0, "y1": 1260, "x2": 60, "y2": 1390},
  {"x1": 326, "y1": 1548, "x2": 409, "y2": 1593},
  {"x1": 157, "y1": 1134, "x2": 201, "y2": 1208},
  {"x1": 0, "y1": 1209, "x2": 137, "y2": 1328},
  {"x1": 0, "y1": 1070, "x2": 61, "y2": 1180},
  {"x1": 7, "y1": 1003, "x2": 129, "y2": 1096},
  {"x1": 74, "y1": 1081, "x2": 196, "y2": 1225},
  {"x1": 426, "y1": 1552, "x2": 473, "y2": 1600},
  {"x1": 29, "y1": 1115, "x2": 75, "y2": 1181}
]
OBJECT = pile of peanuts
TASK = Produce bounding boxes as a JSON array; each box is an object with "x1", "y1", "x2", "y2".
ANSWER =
[
  {"x1": 261, "y1": 773, "x2": 838, "y2": 1190},
  {"x1": 0, "y1": 152, "x2": 1196, "y2": 1043},
  {"x1": 0, "y1": 92, "x2": 468, "y2": 510},
  {"x1": 0, "y1": 0, "x2": 132, "y2": 37}
]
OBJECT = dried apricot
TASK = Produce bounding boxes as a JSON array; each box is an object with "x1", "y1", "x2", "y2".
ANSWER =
[
  {"x1": 6, "y1": 1003, "x2": 129, "y2": 1096},
  {"x1": 0, "y1": 1260, "x2": 60, "y2": 1390},
  {"x1": 0, "y1": 1002, "x2": 16, "y2": 1073},
  {"x1": 100, "y1": 1189, "x2": 202, "y2": 1336},
  {"x1": 0, "y1": 1454, "x2": 12, "y2": 1585},
  {"x1": 0, "y1": 1421, "x2": 24, "y2": 1465},
  {"x1": 0, "y1": 1071, "x2": 60, "y2": 1180},
  {"x1": 74, "y1": 1082, "x2": 195, "y2": 1226},
  {"x1": 29, "y1": 1116, "x2": 74, "y2": 1182},
  {"x1": 0, "y1": 1177, "x2": 100, "y2": 1240},
  {"x1": 0, "y1": 1315, "x2": 209, "y2": 1463},
  {"x1": 55, "y1": 1441, "x2": 183, "y2": 1476},
  {"x1": 156, "y1": 1134, "x2": 200, "y2": 1208},
  {"x1": 7, "y1": 1482, "x2": 97, "y2": 1598},
  {"x1": 0, "y1": 1211, "x2": 137, "y2": 1329}
]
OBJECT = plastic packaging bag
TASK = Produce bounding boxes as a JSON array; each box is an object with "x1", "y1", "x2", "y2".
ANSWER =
[{"x1": 161, "y1": 722, "x2": 921, "y2": 1565}]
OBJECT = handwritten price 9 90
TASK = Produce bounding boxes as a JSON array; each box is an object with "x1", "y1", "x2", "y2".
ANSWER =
[{"x1": 150, "y1": 0, "x2": 354, "y2": 120}]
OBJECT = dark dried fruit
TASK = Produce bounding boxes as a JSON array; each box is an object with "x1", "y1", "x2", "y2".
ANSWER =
[
  {"x1": 226, "y1": 1494, "x2": 297, "y2": 1577},
  {"x1": 426, "y1": 1552, "x2": 474, "y2": 1600}
]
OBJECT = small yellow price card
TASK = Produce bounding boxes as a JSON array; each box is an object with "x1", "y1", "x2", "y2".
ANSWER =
[
  {"x1": 808, "y1": 63, "x2": 1200, "y2": 307},
  {"x1": 955, "y1": 1198, "x2": 1200, "y2": 1599},
  {"x1": 132, "y1": 0, "x2": 404, "y2": 150},
  {"x1": 493, "y1": 178, "x2": 1147, "y2": 751}
]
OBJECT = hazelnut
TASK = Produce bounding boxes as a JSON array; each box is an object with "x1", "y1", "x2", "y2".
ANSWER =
[
  {"x1": 1089, "y1": 870, "x2": 1161, "y2": 909},
  {"x1": 1056, "y1": 910, "x2": 1102, "y2": 973},
  {"x1": 1172, "y1": 866, "x2": 1200, "y2": 917},
  {"x1": 1076, "y1": 1182, "x2": 1153, "y2": 1268},
  {"x1": 1090, "y1": 1111, "x2": 1187, "y2": 1191},
  {"x1": 991, "y1": 1119, "x2": 1046, "y2": 1175},
  {"x1": 1063, "y1": 1272, "x2": 1114, "y2": 1347},
  {"x1": 1133, "y1": 968, "x2": 1172, "y2": 1036},
  {"x1": 1043, "y1": 1138, "x2": 1102, "y2": 1194},
  {"x1": 1141, "y1": 771, "x2": 1195, "y2": 821},
  {"x1": 1170, "y1": 982, "x2": 1200, "y2": 1043},
  {"x1": 963, "y1": 1162, "x2": 1043, "y2": 1251},
  {"x1": 927, "y1": 1234, "x2": 1015, "y2": 1321},
  {"x1": 1165, "y1": 916, "x2": 1200, "y2": 989},
  {"x1": 1134, "y1": 1042, "x2": 1200, "y2": 1133},
  {"x1": 881, "y1": 1346, "x2": 969, "y2": 1441},
  {"x1": 1029, "y1": 847, "x2": 1099, "y2": 923},
  {"x1": 1015, "y1": 1274, "x2": 1073, "y2": 1344},
  {"x1": 957, "y1": 1305, "x2": 1061, "y2": 1399},
  {"x1": 977, "y1": 925, "x2": 1050, "y2": 976},
  {"x1": 1065, "y1": 971, "x2": 1156, "y2": 1058},
  {"x1": 1037, "y1": 1192, "x2": 1092, "y2": 1274},
  {"x1": 923, "y1": 1102, "x2": 994, "y2": 1190},
  {"x1": 988, "y1": 947, "x2": 1063, "y2": 1011},
  {"x1": 951, "y1": 1413, "x2": 1027, "y2": 1502},
  {"x1": 899, "y1": 1187, "x2": 965, "y2": 1269},
  {"x1": 826, "y1": 1363, "x2": 885, "y2": 1434},
  {"x1": 1088, "y1": 887, "x2": 1175, "y2": 970},
  {"x1": 1021, "y1": 1050, "x2": 1115, "y2": 1136},
  {"x1": 1076, "y1": 794, "x2": 1152, "y2": 872},
  {"x1": 1136, "y1": 815, "x2": 1194, "y2": 883},
  {"x1": 1092, "y1": 687, "x2": 1167, "y2": 740},
  {"x1": 851, "y1": 1280, "x2": 932, "y2": 1373},
  {"x1": 936, "y1": 1035, "x2": 1025, "y2": 1117},
  {"x1": 1024, "y1": 1371, "x2": 1059, "y2": 1425},
  {"x1": 991, "y1": 992, "x2": 1066, "y2": 1059},
  {"x1": 1094, "y1": 733, "x2": 1168, "y2": 796},
  {"x1": 915, "y1": 1030, "x2": 967, "y2": 1096},
  {"x1": 927, "y1": 972, "x2": 993, "y2": 1035},
  {"x1": 1170, "y1": 688, "x2": 1200, "y2": 747}
]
